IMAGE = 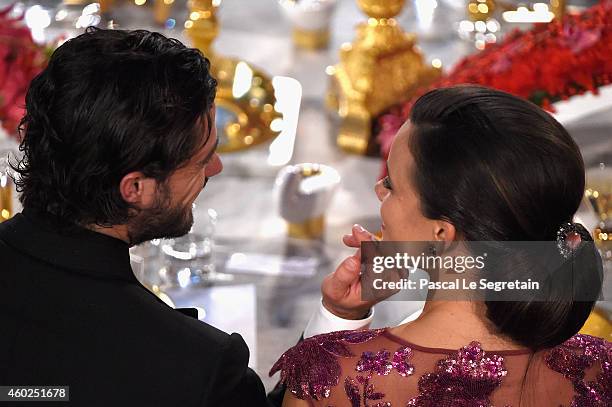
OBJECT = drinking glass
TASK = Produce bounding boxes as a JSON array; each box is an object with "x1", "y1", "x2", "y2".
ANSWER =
[{"x1": 158, "y1": 206, "x2": 232, "y2": 288}]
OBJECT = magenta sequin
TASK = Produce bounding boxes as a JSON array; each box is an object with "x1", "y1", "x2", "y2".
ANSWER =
[
  {"x1": 545, "y1": 334, "x2": 611, "y2": 407},
  {"x1": 345, "y1": 346, "x2": 415, "y2": 406},
  {"x1": 393, "y1": 347, "x2": 415, "y2": 377},
  {"x1": 355, "y1": 347, "x2": 415, "y2": 379},
  {"x1": 357, "y1": 350, "x2": 393, "y2": 376},
  {"x1": 269, "y1": 329, "x2": 385, "y2": 400},
  {"x1": 272, "y1": 329, "x2": 611, "y2": 405},
  {"x1": 344, "y1": 376, "x2": 392, "y2": 407},
  {"x1": 406, "y1": 341, "x2": 507, "y2": 407}
]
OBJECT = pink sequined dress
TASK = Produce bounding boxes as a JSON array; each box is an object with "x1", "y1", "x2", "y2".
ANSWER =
[{"x1": 270, "y1": 329, "x2": 610, "y2": 406}]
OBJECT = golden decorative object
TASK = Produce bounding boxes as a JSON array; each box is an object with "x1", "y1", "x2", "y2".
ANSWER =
[
  {"x1": 98, "y1": 0, "x2": 114, "y2": 14},
  {"x1": 154, "y1": 0, "x2": 174, "y2": 26},
  {"x1": 0, "y1": 146, "x2": 15, "y2": 223},
  {"x1": 185, "y1": 0, "x2": 219, "y2": 59},
  {"x1": 293, "y1": 27, "x2": 331, "y2": 50},
  {"x1": 279, "y1": 0, "x2": 338, "y2": 50},
  {"x1": 326, "y1": 0, "x2": 441, "y2": 154},
  {"x1": 277, "y1": 163, "x2": 341, "y2": 240},
  {"x1": 579, "y1": 307, "x2": 612, "y2": 340},
  {"x1": 467, "y1": 0, "x2": 495, "y2": 22},
  {"x1": 0, "y1": 178, "x2": 12, "y2": 223},
  {"x1": 288, "y1": 215, "x2": 326, "y2": 240},
  {"x1": 550, "y1": 0, "x2": 566, "y2": 20},
  {"x1": 185, "y1": 0, "x2": 283, "y2": 153},
  {"x1": 585, "y1": 165, "x2": 612, "y2": 223},
  {"x1": 595, "y1": 225, "x2": 611, "y2": 242},
  {"x1": 586, "y1": 164, "x2": 612, "y2": 246}
]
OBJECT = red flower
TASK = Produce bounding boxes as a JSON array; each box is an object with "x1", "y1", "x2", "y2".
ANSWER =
[
  {"x1": 0, "y1": 6, "x2": 48, "y2": 137},
  {"x1": 375, "y1": 0, "x2": 612, "y2": 175}
]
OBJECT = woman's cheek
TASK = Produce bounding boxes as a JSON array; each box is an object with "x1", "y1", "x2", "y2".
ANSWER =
[{"x1": 380, "y1": 202, "x2": 397, "y2": 240}]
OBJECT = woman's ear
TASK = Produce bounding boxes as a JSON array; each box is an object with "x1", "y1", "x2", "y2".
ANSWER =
[
  {"x1": 119, "y1": 172, "x2": 158, "y2": 208},
  {"x1": 432, "y1": 219, "x2": 456, "y2": 242}
]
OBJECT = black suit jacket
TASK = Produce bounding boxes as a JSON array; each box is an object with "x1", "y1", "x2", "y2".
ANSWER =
[{"x1": 0, "y1": 210, "x2": 281, "y2": 406}]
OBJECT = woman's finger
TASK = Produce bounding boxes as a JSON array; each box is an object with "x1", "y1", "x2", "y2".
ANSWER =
[
  {"x1": 343, "y1": 233, "x2": 360, "y2": 248},
  {"x1": 351, "y1": 224, "x2": 377, "y2": 242}
]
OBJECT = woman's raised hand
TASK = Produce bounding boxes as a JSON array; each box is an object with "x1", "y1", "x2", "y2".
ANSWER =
[{"x1": 320, "y1": 224, "x2": 379, "y2": 320}]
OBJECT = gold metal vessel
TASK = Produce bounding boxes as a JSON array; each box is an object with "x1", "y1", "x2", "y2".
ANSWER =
[
  {"x1": 326, "y1": 0, "x2": 441, "y2": 154},
  {"x1": 185, "y1": 0, "x2": 282, "y2": 153}
]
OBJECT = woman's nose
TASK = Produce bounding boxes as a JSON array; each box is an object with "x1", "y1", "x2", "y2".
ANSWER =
[{"x1": 206, "y1": 153, "x2": 223, "y2": 177}]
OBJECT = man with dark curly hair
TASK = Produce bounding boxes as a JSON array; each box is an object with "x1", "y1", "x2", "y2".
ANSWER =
[{"x1": 0, "y1": 28, "x2": 378, "y2": 406}]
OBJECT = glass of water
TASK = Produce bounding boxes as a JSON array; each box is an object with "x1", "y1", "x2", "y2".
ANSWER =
[{"x1": 158, "y1": 206, "x2": 230, "y2": 288}]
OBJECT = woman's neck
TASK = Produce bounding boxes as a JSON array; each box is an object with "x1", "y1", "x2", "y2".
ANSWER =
[{"x1": 391, "y1": 301, "x2": 529, "y2": 351}]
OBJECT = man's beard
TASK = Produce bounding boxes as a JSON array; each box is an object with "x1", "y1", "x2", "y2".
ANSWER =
[{"x1": 127, "y1": 183, "x2": 194, "y2": 246}]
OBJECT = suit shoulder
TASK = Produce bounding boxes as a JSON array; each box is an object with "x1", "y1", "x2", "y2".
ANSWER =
[{"x1": 127, "y1": 285, "x2": 234, "y2": 349}]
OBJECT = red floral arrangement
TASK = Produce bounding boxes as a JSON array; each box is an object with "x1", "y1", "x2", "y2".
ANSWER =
[
  {"x1": 376, "y1": 0, "x2": 612, "y2": 164},
  {"x1": 0, "y1": 6, "x2": 48, "y2": 137}
]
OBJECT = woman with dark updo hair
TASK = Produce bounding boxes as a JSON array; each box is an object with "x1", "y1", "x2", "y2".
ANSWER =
[{"x1": 271, "y1": 85, "x2": 610, "y2": 406}]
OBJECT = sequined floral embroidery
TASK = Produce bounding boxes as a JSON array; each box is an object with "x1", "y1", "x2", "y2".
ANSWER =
[
  {"x1": 345, "y1": 346, "x2": 415, "y2": 407},
  {"x1": 393, "y1": 346, "x2": 415, "y2": 377},
  {"x1": 269, "y1": 329, "x2": 385, "y2": 400},
  {"x1": 406, "y1": 341, "x2": 507, "y2": 407},
  {"x1": 356, "y1": 350, "x2": 393, "y2": 376},
  {"x1": 545, "y1": 334, "x2": 611, "y2": 406}
]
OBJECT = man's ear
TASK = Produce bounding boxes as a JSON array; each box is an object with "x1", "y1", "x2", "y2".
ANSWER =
[{"x1": 119, "y1": 172, "x2": 158, "y2": 208}]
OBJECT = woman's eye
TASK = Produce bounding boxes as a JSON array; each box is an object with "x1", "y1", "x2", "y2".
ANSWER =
[{"x1": 382, "y1": 176, "x2": 392, "y2": 190}]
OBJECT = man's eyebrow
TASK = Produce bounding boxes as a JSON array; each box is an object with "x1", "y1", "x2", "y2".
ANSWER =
[{"x1": 200, "y1": 137, "x2": 219, "y2": 165}]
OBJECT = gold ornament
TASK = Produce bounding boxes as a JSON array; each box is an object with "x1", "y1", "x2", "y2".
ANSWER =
[
  {"x1": 467, "y1": 0, "x2": 495, "y2": 22},
  {"x1": 185, "y1": 0, "x2": 219, "y2": 59},
  {"x1": 185, "y1": 0, "x2": 282, "y2": 153},
  {"x1": 579, "y1": 308, "x2": 612, "y2": 340},
  {"x1": 0, "y1": 179, "x2": 11, "y2": 223},
  {"x1": 292, "y1": 27, "x2": 331, "y2": 50},
  {"x1": 326, "y1": 0, "x2": 441, "y2": 154},
  {"x1": 550, "y1": 0, "x2": 566, "y2": 20},
  {"x1": 288, "y1": 215, "x2": 326, "y2": 240},
  {"x1": 0, "y1": 148, "x2": 14, "y2": 223},
  {"x1": 98, "y1": 0, "x2": 114, "y2": 14},
  {"x1": 279, "y1": 0, "x2": 338, "y2": 50},
  {"x1": 277, "y1": 163, "x2": 341, "y2": 240}
]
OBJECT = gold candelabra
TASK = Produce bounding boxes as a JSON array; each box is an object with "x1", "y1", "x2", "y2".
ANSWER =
[
  {"x1": 326, "y1": 0, "x2": 441, "y2": 155},
  {"x1": 185, "y1": 0, "x2": 282, "y2": 153},
  {"x1": 185, "y1": 0, "x2": 219, "y2": 59},
  {"x1": 0, "y1": 180, "x2": 11, "y2": 223},
  {"x1": 0, "y1": 148, "x2": 15, "y2": 223}
]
